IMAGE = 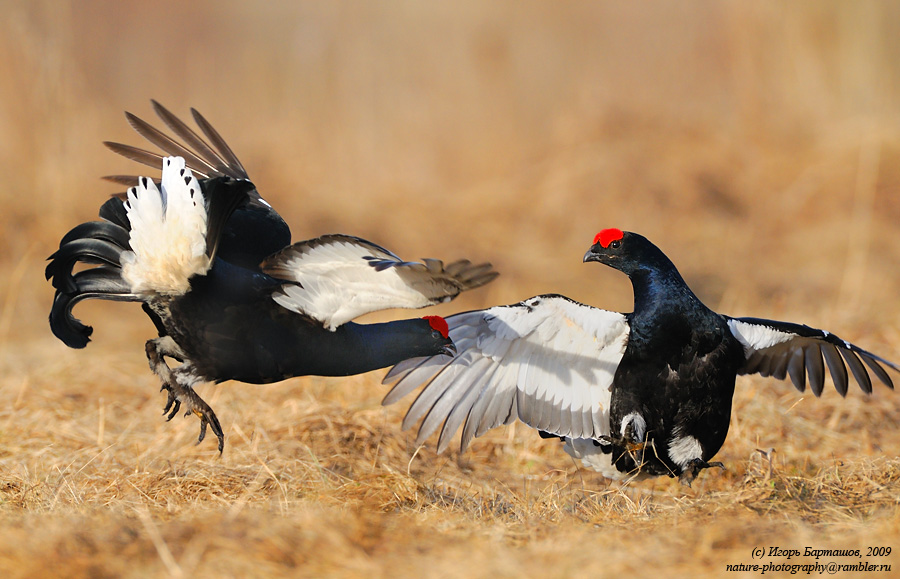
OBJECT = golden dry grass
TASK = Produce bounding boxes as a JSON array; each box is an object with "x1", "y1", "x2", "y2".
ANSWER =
[{"x1": 2, "y1": 1, "x2": 900, "y2": 577}]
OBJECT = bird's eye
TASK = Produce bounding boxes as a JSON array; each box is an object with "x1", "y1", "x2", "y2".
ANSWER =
[
  {"x1": 432, "y1": 330, "x2": 443, "y2": 340},
  {"x1": 609, "y1": 240, "x2": 621, "y2": 249}
]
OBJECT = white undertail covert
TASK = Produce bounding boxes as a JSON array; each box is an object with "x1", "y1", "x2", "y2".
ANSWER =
[{"x1": 121, "y1": 156, "x2": 210, "y2": 295}]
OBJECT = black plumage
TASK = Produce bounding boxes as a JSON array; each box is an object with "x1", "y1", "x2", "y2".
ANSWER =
[
  {"x1": 383, "y1": 229, "x2": 899, "y2": 485},
  {"x1": 584, "y1": 230, "x2": 745, "y2": 482},
  {"x1": 47, "y1": 102, "x2": 498, "y2": 451}
]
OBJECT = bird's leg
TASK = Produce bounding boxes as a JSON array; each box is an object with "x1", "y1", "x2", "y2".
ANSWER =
[
  {"x1": 599, "y1": 421, "x2": 653, "y2": 476},
  {"x1": 145, "y1": 338, "x2": 184, "y2": 419},
  {"x1": 145, "y1": 338, "x2": 225, "y2": 453},
  {"x1": 678, "y1": 458, "x2": 725, "y2": 487},
  {"x1": 598, "y1": 422, "x2": 648, "y2": 453},
  {"x1": 171, "y1": 365, "x2": 225, "y2": 453},
  {"x1": 145, "y1": 337, "x2": 181, "y2": 413},
  {"x1": 622, "y1": 421, "x2": 648, "y2": 453}
]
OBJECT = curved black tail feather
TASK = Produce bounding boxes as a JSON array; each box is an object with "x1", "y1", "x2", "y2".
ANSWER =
[
  {"x1": 46, "y1": 238, "x2": 126, "y2": 293},
  {"x1": 47, "y1": 208, "x2": 137, "y2": 347},
  {"x1": 49, "y1": 267, "x2": 141, "y2": 348}
]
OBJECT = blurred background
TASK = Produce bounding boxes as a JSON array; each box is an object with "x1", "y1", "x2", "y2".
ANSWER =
[
  {"x1": 3, "y1": 0, "x2": 900, "y2": 423},
  {"x1": 3, "y1": 2, "x2": 900, "y2": 574}
]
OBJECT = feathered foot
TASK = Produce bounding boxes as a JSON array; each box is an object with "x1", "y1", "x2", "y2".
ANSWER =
[{"x1": 146, "y1": 337, "x2": 225, "y2": 453}]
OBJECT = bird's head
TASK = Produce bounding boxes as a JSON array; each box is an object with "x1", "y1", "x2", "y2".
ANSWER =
[
  {"x1": 583, "y1": 228, "x2": 665, "y2": 277},
  {"x1": 584, "y1": 228, "x2": 630, "y2": 269},
  {"x1": 421, "y1": 315, "x2": 457, "y2": 357}
]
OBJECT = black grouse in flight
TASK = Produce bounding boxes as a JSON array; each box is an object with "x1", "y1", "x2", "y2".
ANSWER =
[
  {"x1": 47, "y1": 102, "x2": 497, "y2": 452},
  {"x1": 383, "y1": 228, "x2": 898, "y2": 485}
]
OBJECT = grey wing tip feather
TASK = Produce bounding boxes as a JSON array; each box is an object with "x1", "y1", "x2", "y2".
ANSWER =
[
  {"x1": 424, "y1": 258, "x2": 499, "y2": 290},
  {"x1": 150, "y1": 99, "x2": 234, "y2": 178},
  {"x1": 107, "y1": 104, "x2": 252, "y2": 185},
  {"x1": 381, "y1": 355, "x2": 444, "y2": 404},
  {"x1": 839, "y1": 348, "x2": 873, "y2": 394},
  {"x1": 460, "y1": 262, "x2": 495, "y2": 277},
  {"x1": 382, "y1": 373, "x2": 423, "y2": 406},
  {"x1": 442, "y1": 259, "x2": 471, "y2": 276},
  {"x1": 859, "y1": 353, "x2": 895, "y2": 390},
  {"x1": 103, "y1": 141, "x2": 165, "y2": 171},
  {"x1": 382, "y1": 363, "x2": 408, "y2": 385},
  {"x1": 421, "y1": 258, "x2": 445, "y2": 275},
  {"x1": 102, "y1": 174, "x2": 146, "y2": 186},
  {"x1": 464, "y1": 268, "x2": 499, "y2": 289},
  {"x1": 189, "y1": 106, "x2": 248, "y2": 176}
]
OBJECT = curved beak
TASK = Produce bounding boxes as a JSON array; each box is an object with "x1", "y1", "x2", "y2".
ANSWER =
[
  {"x1": 583, "y1": 246, "x2": 601, "y2": 263},
  {"x1": 441, "y1": 341, "x2": 458, "y2": 357}
]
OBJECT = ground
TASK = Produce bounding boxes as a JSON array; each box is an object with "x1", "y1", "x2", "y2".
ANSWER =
[{"x1": 2, "y1": 2, "x2": 900, "y2": 577}]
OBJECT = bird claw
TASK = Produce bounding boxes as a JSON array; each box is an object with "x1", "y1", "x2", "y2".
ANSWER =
[
  {"x1": 679, "y1": 458, "x2": 725, "y2": 487},
  {"x1": 162, "y1": 389, "x2": 181, "y2": 420},
  {"x1": 191, "y1": 408, "x2": 224, "y2": 453},
  {"x1": 158, "y1": 380, "x2": 225, "y2": 453},
  {"x1": 598, "y1": 434, "x2": 646, "y2": 453}
]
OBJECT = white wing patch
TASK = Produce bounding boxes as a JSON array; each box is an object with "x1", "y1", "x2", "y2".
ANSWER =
[
  {"x1": 120, "y1": 156, "x2": 209, "y2": 295},
  {"x1": 383, "y1": 295, "x2": 630, "y2": 453},
  {"x1": 727, "y1": 319, "x2": 793, "y2": 355},
  {"x1": 264, "y1": 234, "x2": 496, "y2": 330}
]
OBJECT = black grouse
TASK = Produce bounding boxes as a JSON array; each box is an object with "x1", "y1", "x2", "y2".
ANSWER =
[
  {"x1": 46, "y1": 102, "x2": 498, "y2": 452},
  {"x1": 383, "y1": 228, "x2": 899, "y2": 485}
]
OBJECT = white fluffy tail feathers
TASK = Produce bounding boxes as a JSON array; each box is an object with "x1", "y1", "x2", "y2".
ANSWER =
[{"x1": 121, "y1": 156, "x2": 210, "y2": 295}]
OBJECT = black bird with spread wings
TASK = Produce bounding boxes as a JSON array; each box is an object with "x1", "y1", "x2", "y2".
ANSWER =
[
  {"x1": 46, "y1": 102, "x2": 497, "y2": 451},
  {"x1": 383, "y1": 228, "x2": 898, "y2": 485}
]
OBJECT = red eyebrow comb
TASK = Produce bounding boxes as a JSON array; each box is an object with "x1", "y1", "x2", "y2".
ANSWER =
[{"x1": 593, "y1": 228, "x2": 624, "y2": 248}]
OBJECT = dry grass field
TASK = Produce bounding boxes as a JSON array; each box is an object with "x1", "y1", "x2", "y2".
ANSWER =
[{"x1": 2, "y1": 1, "x2": 900, "y2": 577}]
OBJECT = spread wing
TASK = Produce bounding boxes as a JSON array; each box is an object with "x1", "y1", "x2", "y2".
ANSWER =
[
  {"x1": 103, "y1": 100, "x2": 254, "y2": 187},
  {"x1": 727, "y1": 317, "x2": 899, "y2": 396},
  {"x1": 103, "y1": 100, "x2": 291, "y2": 269},
  {"x1": 382, "y1": 294, "x2": 630, "y2": 453},
  {"x1": 262, "y1": 234, "x2": 498, "y2": 329}
]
